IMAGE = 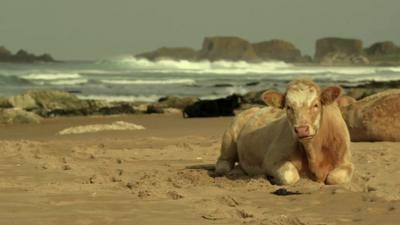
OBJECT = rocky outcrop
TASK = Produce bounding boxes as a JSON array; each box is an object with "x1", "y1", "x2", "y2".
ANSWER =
[
  {"x1": 0, "y1": 46, "x2": 55, "y2": 63},
  {"x1": 145, "y1": 96, "x2": 199, "y2": 114},
  {"x1": 136, "y1": 47, "x2": 198, "y2": 61},
  {"x1": 0, "y1": 108, "x2": 42, "y2": 124},
  {"x1": 365, "y1": 41, "x2": 400, "y2": 56},
  {"x1": 314, "y1": 38, "x2": 367, "y2": 65},
  {"x1": 7, "y1": 90, "x2": 136, "y2": 117},
  {"x1": 344, "y1": 80, "x2": 400, "y2": 100},
  {"x1": 364, "y1": 41, "x2": 400, "y2": 66},
  {"x1": 252, "y1": 40, "x2": 302, "y2": 62},
  {"x1": 341, "y1": 90, "x2": 400, "y2": 141},
  {"x1": 197, "y1": 37, "x2": 258, "y2": 61}
]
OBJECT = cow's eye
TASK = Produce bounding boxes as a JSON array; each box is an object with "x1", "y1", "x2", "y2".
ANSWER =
[{"x1": 314, "y1": 103, "x2": 319, "y2": 108}]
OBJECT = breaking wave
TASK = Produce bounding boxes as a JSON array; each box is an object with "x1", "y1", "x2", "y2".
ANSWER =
[
  {"x1": 22, "y1": 73, "x2": 82, "y2": 80},
  {"x1": 101, "y1": 79, "x2": 196, "y2": 85},
  {"x1": 102, "y1": 56, "x2": 393, "y2": 76}
]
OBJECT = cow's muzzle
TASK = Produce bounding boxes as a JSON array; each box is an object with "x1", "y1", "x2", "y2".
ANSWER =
[{"x1": 294, "y1": 126, "x2": 313, "y2": 139}]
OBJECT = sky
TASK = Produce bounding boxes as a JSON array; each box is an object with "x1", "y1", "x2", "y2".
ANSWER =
[{"x1": 0, "y1": 0, "x2": 399, "y2": 60}]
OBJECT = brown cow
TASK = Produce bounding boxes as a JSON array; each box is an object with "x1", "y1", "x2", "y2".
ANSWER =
[
  {"x1": 341, "y1": 89, "x2": 400, "y2": 141},
  {"x1": 215, "y1": 80, "x2": 354, "y2": 185}
]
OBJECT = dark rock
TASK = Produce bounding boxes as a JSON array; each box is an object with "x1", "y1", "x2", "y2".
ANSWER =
[
  {"x1": 183, "y1": 94, "x2": 241, "y2": 118},
  {"x1": 314, "y1": 37, "x2": 367, "y2": 65},
  {"x1": 272, "y1": 188, "x2": 302, "y2": 196},
  {"x1": 96, "y1": 102, "x2": 135, "y2": 115},
  {"x1": 157, "y1": 96, "x2": 199, "y2": 109},
  {"x1": 0, "y1": 46, "x2": 55, "y2": 63},
  {"x1": 136, "y1": 47, "x2": 198, "y2": 61},
  {"x1": 197, "y1": 36, "x2": 258, "y2": 61},
  {"x1": 214, "y1": 83, "x2": 233, "y2": 88},
  {"x1": 245, "y1": 81, "x2": 260, "y2": 86},
  {"x1": 0, "y1": 97, "x2": 13, "y2": 108},
  {"x1": 252, "y1": 39, "x2": 301, "y2": 62},
  {"x1": 146, "y1": 104, "x2": 164, "y2": 114}
]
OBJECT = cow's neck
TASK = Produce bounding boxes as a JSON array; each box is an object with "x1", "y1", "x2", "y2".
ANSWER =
[{"x1": 300, "y1": 106, "x2": 337, "y2": 182}]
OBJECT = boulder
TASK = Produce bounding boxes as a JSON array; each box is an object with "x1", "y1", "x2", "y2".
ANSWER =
[
  {"x1": 15, "y1": 90, "x2": 91, "y2": 116},
  {"x1": 341, "y1": 90, "x2": 400, "y2": 141},
  {"x1": 8, "y1": 90, "x2": 136, "y2": 117},
  {"x1": 146, "y1": 104, "x2": 164, "y2": 114},
  {"x1": 144, "y1": 96, "x2": 198, "y2": 114},
  {"x1": 252, "y1": 39, "x2": 301, "y2": 62},
  {"x1": 0, "y1": 97, "x2": 13, "y2": 108},
  {"x1": 0, "y1": 108, "x2": 42, "y2": 124},
  {"x1": 197, "y1": 36, "x2": 258, "y2": 61},
  {"x1": 136, "y1": 47, "x2": 198, "y2": 61},
  {"x1": 8, "y1": 94, "x2": 38, "y2": 110},
  {"x1": 314, "y1": 37, "x2": 366, "y2": 64},
  {"x1": 157, "y1": 96, "x2": 199, "y2": 109}
]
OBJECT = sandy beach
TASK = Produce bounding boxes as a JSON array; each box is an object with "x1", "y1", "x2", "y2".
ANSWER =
[{"x1": 0, "y1": 113, "x2": 397, "y2": 225}]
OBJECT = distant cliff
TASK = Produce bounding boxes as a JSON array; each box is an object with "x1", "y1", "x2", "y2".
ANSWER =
[
  {"x1": 135, "y1": 36, "x2": 400, "y2": 66},
  {"x1": 0, "y1": 46, "x2": 55, "y2": 63},
  {"x1": 136, "y1": 36, "x2": 310, "y2": 63}
]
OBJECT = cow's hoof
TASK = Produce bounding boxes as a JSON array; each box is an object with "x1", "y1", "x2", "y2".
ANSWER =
[
  {"x1": 325, "y1": 164, "x2": 354, "y2": 185},
  {"x1": 273, "y1": 163, "x2": 300, "y2": 185}
]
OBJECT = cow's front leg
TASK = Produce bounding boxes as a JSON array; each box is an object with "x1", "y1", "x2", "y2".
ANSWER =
[
  {"x1": 325, "y1": 163, "x2": 354, "y2": 185},
  {"x1": 270, "y1": 161, "x2": 300, "y2": 185}
]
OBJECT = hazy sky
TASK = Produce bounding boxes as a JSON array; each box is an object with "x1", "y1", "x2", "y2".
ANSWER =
[{"x1": 1, "y1": 0, "x2": 399, "y2": 60}]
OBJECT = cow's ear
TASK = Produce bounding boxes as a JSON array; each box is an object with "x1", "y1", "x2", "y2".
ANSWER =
[
  {"x1": 261, "y1": 90, "x2": 285, "y2": 108},
  {"x1": 321, "y1": 86, "x2": 342, "y2": 105}
]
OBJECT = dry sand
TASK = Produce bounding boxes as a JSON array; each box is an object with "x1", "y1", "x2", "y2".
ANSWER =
[{"x1": 0, "y1": 113, "x2": 399, "y2": 225}]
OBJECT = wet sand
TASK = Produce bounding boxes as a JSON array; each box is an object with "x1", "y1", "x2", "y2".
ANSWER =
[{"x1": 0, "y1": 113, "x2": 399, "y2": 225}]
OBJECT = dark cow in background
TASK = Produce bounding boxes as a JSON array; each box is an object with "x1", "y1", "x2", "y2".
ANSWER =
[{"x1": 183, "y1": 94, "x2": 241, "y2": 118}]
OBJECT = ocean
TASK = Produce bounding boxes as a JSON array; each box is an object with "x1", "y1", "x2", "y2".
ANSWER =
[{"x1": 1, "y1": 56, "x2": 400, "y2": 102}]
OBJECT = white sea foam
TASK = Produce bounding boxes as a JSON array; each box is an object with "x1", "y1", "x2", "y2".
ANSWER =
[
  {"x1": 105, "y1": 56, "x2": 386, "y2": 76},
  {"x1": 22, "y1": 73, "x2": 82, "y2": 80},
  {"x1": 77, "y1": 94, "x2": 162, "y2": 103},
  {"x1": 107, "y1": 56, "x2": 293, "y2": 75},
  {"x1": 101, "y1": 79, "x2": 196, "y2": 85},
  {"x1": 49, "y1": 79, "x2": 88, "y2": 85}
]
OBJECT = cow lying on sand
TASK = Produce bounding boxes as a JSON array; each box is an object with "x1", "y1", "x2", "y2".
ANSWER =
[
  {"x1": 215, "y1": 80, "x2": 354, "y2": 185},
  {"x1": 341, "y1": 89, "x2": 400, "y2": 141},
  {"x1": 183, "y1": 94, "x2": 241, "y2": 118}
]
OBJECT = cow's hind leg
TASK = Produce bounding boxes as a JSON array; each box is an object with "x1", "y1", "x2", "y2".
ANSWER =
[
  {"x1": 325, "y1": 163, "x2": 354, "y2": 185},
  {"x1": 270, "y1": 161, "x2": 300, "y2": 185},
  {"x1": 215, "y1": 130, "x2": 237, "y2": 176}
]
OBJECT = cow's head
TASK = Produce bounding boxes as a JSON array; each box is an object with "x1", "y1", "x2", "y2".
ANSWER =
[{"x1": 261, "y1": 80, "x2": 342, "y2": 141}]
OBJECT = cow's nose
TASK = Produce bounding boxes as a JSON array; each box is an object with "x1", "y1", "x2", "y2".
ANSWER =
[{"x1": 294, "y1": 126, "x2": 310, "y2": 138}]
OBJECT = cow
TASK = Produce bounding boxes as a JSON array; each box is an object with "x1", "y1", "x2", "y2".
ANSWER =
[
  {"x1": 341, "y1": 89, "x2": 400, "y2": 141},
  {"x1": 183, "y1": 94, "x2": 241, "y2": 118},
  {"x1": 215, "y1": 80, "x2": 354, "y2": 185}
]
